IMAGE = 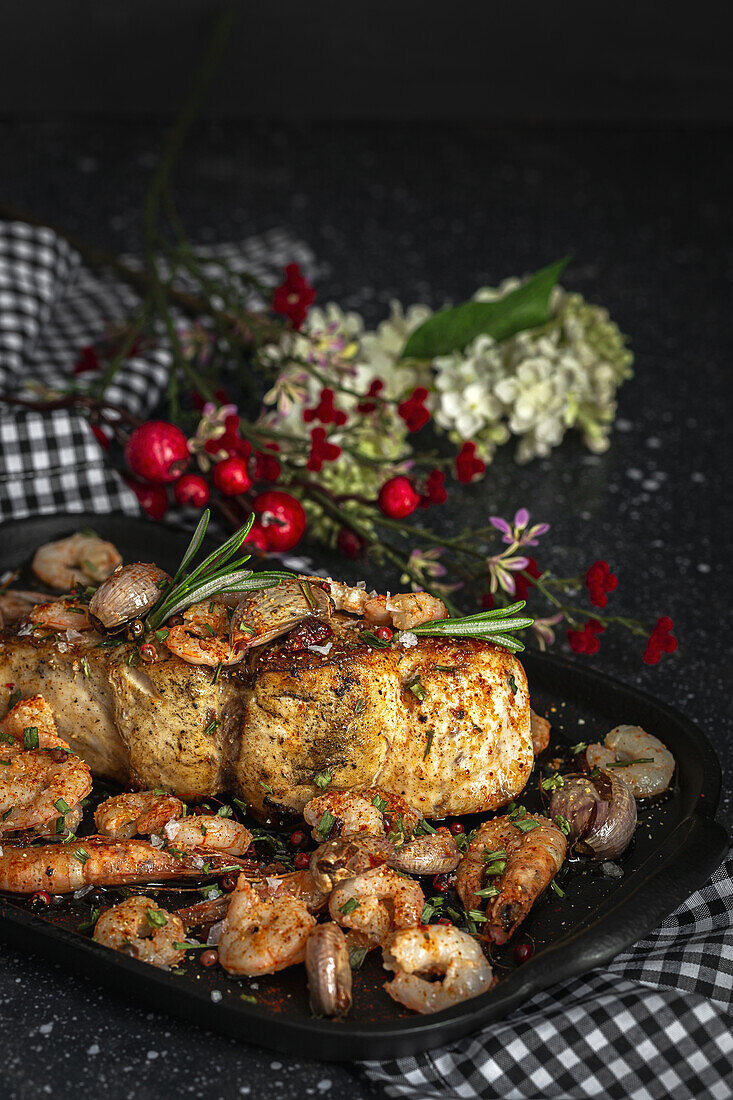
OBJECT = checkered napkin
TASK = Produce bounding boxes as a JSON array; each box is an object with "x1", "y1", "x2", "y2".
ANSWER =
[
  {"x1": 0, "y1": 219, "x2": 314, "y2": 521},
  {"x1": 361, "y1": 853, "x2": 733, "y2": 1100}
]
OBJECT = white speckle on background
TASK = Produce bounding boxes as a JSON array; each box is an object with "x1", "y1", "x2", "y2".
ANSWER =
[
  {"x1": 87, "y1": 1044, "x2": 100, "y2": 1056},
  {"x1": 317, "y1": 1082, "x2": 332, "y2": 1092},
  {"x1": 698, "y1": 563, "x2": 711, "y2": 573},
  {"x1": 210, "y1": 990, "x2": 223, "y2": 1003},
  {"x1": 39, "y1": 1023, "x2": 53, "y2": 1035},
  {"x1": 147, "y1": 1051, "x2": 159, "y2": 1060},
  {"x1": 626, "y1": 468, "x2": 643, "y2": 481}
]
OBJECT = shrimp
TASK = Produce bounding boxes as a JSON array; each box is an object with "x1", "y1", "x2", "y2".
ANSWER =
[
  {"x1": 27, "y1": 597, "x2": 93, "y2": 632},
  {"x1": 383, "y1": 925, "x2": 494, "y2": 1015},
  {"x1": 32, "y1": 532, "x2": 122, "y2": 590},
  {"x1": 163, "y1": 816, "x2": 252, "y2": 856},
  {"x1": 304, "y1": 791, "x2": 386, "y2": 840},
  {"x1": 325, "y1": 580, "x2": 448, "y2": 630},
  {"x1": 530, "y1": 709, "x2": 551, "y2": 755},
  {"x1": 1, "y1": 694, "x2": 69, "y2": 751},
  {"x1": 306, "y1": 922, "x2": 352, "y2": 1017},
  {"x1": 361, "y1": 788, "x2": 424, "y2": 840},
  {"x1": 93, "y1": 896, "x2": 186, "y2": 970},
  {"x1": 0, "y1": 837, "x2": 251, "y2": 894},
  {"x1": 310, "y1": 835, "x2": 395, "y2": 893},
  {"x1": 165, "y1": 600, "x2": 244, "y2": 667},
  {"x1": 329, "y1": 865, "x2": 424, "y2": 947},
  {"x1": 94, "y1": 791, "x2": 184, "y2": 839},
  {"x1": 0, "y1": 747, "x2": 92, "y2": 833},
  {"x1": 456, "y1": 813, "x2": 566, "y2": 944},
  {"x1": 0, "y1": 589, "x2": 47, "y2": 627},
  {"x1": 176, "y1": 867, "x2": 327, "y2": 930},
  {"x1": 217, "y1": 877, "x2": 316, "y2": 976},
  {"x1": 586, "y1": 725, "x2": 675, "y2": 798},
  {"x1": 387, "y1": 829, "x2": 461, "y2": 876}
]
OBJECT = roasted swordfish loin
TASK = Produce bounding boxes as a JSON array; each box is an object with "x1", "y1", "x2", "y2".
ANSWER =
[{"x1": 0, "y1": 539, "x2": 534, "y2": 818}]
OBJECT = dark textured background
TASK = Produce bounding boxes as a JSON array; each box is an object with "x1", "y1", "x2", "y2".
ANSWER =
[{"x1": 0, "y1": 115, "x2": 731, "y2": 1097}]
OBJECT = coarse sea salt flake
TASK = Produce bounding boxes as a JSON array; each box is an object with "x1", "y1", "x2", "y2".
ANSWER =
[
  {"x1": 149, "y1": 834, "x2": 164, "y2": 848},
  {"x1": 398, "y1": 631, "x2": 418, "y2": 648},
  {"x1": 307, "y1": 642, "x2": 332, "y2": 656}
]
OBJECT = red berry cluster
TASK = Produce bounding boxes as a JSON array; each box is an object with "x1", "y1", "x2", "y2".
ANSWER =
[
  {"x1": 303, "y1": 387, "x2": 347, "y2": 427},
  {"x1": 643, "y1": 616, "x2": 677, "y2": 664},
  {"x1": 307, "y1": 427, "x2": 342, "y2": 472},
  {"x1": 357, "y1": 378, "x2": 384, "y2": 414},
  {"x1": 567, "y1": 618, "x2": 606, "y2": 654},
  {"x1": 585, "y1": 559, "x2": 618, "y2": 608},
  {"x1": 455, "y1": 441, "x2": 485, "y2": 484},
  {"x1": 420, "y1": 469, "x2": 447, "y2": 507},
  {"x1": 397, "y1": 387, "x2": 430, "y2": 432},
  {"x1": 515, "y1": 557, "x2": 542, "y2": 601}
]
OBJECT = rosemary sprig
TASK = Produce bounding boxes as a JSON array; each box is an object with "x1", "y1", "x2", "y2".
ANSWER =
[
  {"x1": 145, "y1": 510, "x2": 294, "y2": 631},
  {"x1": 409, "y1": 601, "x2": 534, "y2": 653}
]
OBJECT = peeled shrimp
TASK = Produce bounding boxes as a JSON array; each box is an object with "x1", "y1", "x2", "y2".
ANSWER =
[
  {"x1": 306, "y1": 922, "x2": 352, "y2": 1017},
  {"x1": 0, "y1": 747, "x2": 92, "y2": 833},
  {"x1": 383, "y1": 925, "x2": 494, "y2": 1015},
  {"x1": 94, "y1": 791, "x2": 184, "y2": 839},
  {"x1": 304, "y1": 791, "x2": 386, "y2": 840},
  {"x1": 27, "y1": 597, "x2": 93, "y2": 632},
  {"x1": 456, "y1": 813, "x2": 566, "y2": 944},
  {"x1": 387, "y1": 829, "x2": 461, "y2": 876},
  {"x1": 326, "y1": 580, "x2": 448, "y2": 630},
  {"x1": 163, "y1": 815, "x2": 252, "y2": 856},
  {"x1": 93, "y1": 896, "x2": 186, "y2": 970},
  {"x1": 0, "y1": 589, "x2": 47, "y2": 627},
  {"x1": 0, "y1": 836, "x2": 250, "y2": 894},
  {"x1": 32, "y1": 533, "x2": 122, "y2": 590},
  {"x1": 310, "y1": 835, "x2": 395, "y2": 893},
  {"x1": 165, "y1": 600, "x2": 244, "y2": 667},
  {"x1": 530, "y1": 709, "x2": 551, "y2": 755},
  {"x1": 586, "y1": 725, "x2": 675, "y2": 798},
  {"x1": 176, "y1": 867, "x2": 327, "y2": 930},
  {"x1": 1, "y1": 694, "x2": 69, "y2": 751},
  {"x1": 218, "y1": 877, "x2": 316, "y2": 976},
  {"x1": 329, "y1": 865, "x2": 424, "y2": 946}
]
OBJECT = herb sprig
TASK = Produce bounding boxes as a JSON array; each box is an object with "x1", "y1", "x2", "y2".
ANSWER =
[
  {"x1": 409, "y1": 601, "x2": 534, "y2": 653},
  {"x1": 145, "y1": 510, "x2": 294, "y2": 631}
]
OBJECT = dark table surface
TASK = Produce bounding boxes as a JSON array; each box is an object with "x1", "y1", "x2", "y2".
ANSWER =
[{"x1": 0, "y1": 119, "x2": 731, "y2": 1099}]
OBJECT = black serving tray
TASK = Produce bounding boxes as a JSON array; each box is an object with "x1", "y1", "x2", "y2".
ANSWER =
[{"x1": 0, "y1": 513, "x2": 728, "y2": 1061}]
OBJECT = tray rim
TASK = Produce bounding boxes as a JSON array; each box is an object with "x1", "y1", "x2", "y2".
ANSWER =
[{"x1": 0, "y1": 511, "x2": 729, "y2": 1060}]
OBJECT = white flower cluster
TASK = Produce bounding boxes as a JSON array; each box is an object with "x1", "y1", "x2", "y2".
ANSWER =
[{"x1": 432, "y1": 283, "x2": 633, "y2": 463}]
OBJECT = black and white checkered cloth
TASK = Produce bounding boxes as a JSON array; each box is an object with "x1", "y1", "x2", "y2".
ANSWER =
[
  {"x1": 362, "y1": 853, "x2": 733, "y2": 1100},
  {"x1": 1, "y1": 218, "x2": 732, "y2": 1099},
  {"x1": 0, "y1": 219, "x2": 315, "y2": 520}
]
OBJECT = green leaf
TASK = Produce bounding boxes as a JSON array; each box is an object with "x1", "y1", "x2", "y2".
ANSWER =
[{"x1": 400, "y1": 257, "x2": 569, "y2": 360}]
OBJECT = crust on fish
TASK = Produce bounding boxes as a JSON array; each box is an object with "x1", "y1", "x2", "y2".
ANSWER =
[{"x1": 0, "y1": 619, "x2": 533, "y2": 817}]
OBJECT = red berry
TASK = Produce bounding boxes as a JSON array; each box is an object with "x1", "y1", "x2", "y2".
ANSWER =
[
  {"x1": 432, "y1": 874, "x2": 450, "y2": 893},
  {"x1": 212, "y1": 456, "x2": 252, "y2": 496},
  {"x1": 336, "y1": 528, "x2": 365, "y2": 559},
  {"x1": 294, "y1": 851, "x2": 311, "y2": 870},
  {"x1": 30, "y1": 890, "x2": 51, "y2": 907},
  {"x1": 290, "y1": 830, "x2": 307, "y2": 848},
  {"x1": 219, "y1": 874, "x2": 238, "y2": 893},
  {"x1": 174, "y1": 473, "x2": 210, "y2": 509},
  {"x1": 253, "y1": 491, "x2": 307, "y2": 552},
  {"x1": 139, "y1": 644, "x2": 158, "y2": 663},
  {"x1": 244, "y1": 520, "x2": 269, "y2": 551},
  {"x1": 200, "y1": 949, "x2": 218, "y2": 967},
  {"x1": 374, "y1": 626, "x2": 393, "y2": 641},
  {"x1": 125, "y1": 421, "x2": 189, "y2": 484},
  {"x1": 437, "y1": 917, "x2": 452, "y2": 926},
  {"x1": 448, "y1": 822, "x2": 465, "y2": 835},
  {"x1": 513, "y1": 942, "x2": 532, "y2": 964},
  {"x1": 124, "y1": 476, "x2": 168, "y2": 521},
  {"x1": 378, "y1": 476, "x2": 420, "y2": 519}
]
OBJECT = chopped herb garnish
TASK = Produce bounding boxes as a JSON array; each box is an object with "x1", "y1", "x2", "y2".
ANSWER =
[
  {"x1": 240, "y1": 993, "x2": 257, "y2": 1003},
  {"x1": 212, "y1": 661, "x2": 223, "y2": 684},
  {"x1": 78, "y1": 907, "x2": 100, "y2": 934},
  {"x1": 7, "y1": 689, "x2": 22, "y2": 710},
  {"x1": 202, "y1": 623, "x2": 216, "y2": 637},
  {"x1": 233, "y1": 797, "x2": 248, "y2": 815},
  {"x1": 405, "y1": 676, "x2": 426, "y2": 701},
  {"x1": 97, "y1": 636, "x2": 126, "y2": 648},
  {"x1": 173, "y1": 940, "x2": 210, "y2": 951},
  {"x1": 608, "y1": 757, "x2": 654, "y2": 768},
  {"x1": 482, "y1": 848, "x2": 507, "y2": 862},
  {"x1": 508, "y1": 804, "x2": 527, "y2": 821},
  {"x1": 314, "y1": 770, "x2": 332, "y2": 790},
  {"x1": 54, "y1": 816, "x2": 65, "y2": 834},
  {"x1": 541, "y1": 773, "x2": 565, "y2": 792},
  {"x1": 299, "y1": 579, "x2": 317, "y2": 610},
  {"x1": 154, "y1": 628, "x2": 169, "y2": 643},
  {"x1": 554, "y1": 814, "x2": 570, "y2": 836},
  {"x1": 1, "y1": 807, "x2": 13, "y2": 820},
  {"x1": 434, "y1": 664, "x2": 458, "y2": 672},
  {"x1": 259, "y1": 781, "x2": 273, "y2": 794},
  {"x1": 466, "y1": 909, "x2": 488, "y2": 923},
  {"x1": 0, "y1": 731, "x2": 14, "y2": 744},
  {"x1": 80, "y1": 656, "x2": 91, "y2": 679},
  {"x1": 72, "y1": 847, "x2": 90, "y2": 864},
  {"x1": 514, "y1": 818, "x2": 541, "y2": 833},
  {"x1": 216, "y1": 804, "x2": 233, "y2": 818},
  {"x1": 146, "y1": 908, "x2": 168, "y2": 928},
  {"x1": 571, "y1": 742, "x2": 587, "y2": 754},
  {"x1": 353, "y1": 698, "x2": 365, "y2": 717},
  {"x1": 372, "y1": 794, "x2": 388, "y2": 813},
  {"x1": 339, "y1": 898, "x2": 360, "y2": 916},
  {"x1": 474, "y1": 884, "x2": 501, "y2": 899},
  {"x1": 203, "y1": 717, "x2": 220, "y2": 737},
  {"x1": 414, "y1": 819, "x2": 436, "y2": 836},
  {"x1": 422, "y1": 728, "x2": 435, "y2": 761},
  {"x1": 348, "y1": 945, "x2": 368, "y2": 970},
  {"x1": 484, "y1": 860, "x2": 507, "y2": 877},
  {"x1": 550, "y1": 880, "x2": 565, "y2": 898},
  {"x1": 22, "y1": 726, "x2": 39, "y2": 749},
  {"x1": 508, "y1": 673, "x2": 518, "y2": 695},
  {"x1": 386, "y1": 813, "x2": 405, "y2": 844},
  {"x1": 54, "y1": 797, "x2": 71, "y2": 815},
  {"x1": 316, "y1": 809, "x2": 336, "y2": 841},
  {"x1": 359, "y1": 630, "x2": 390, "y2": 649},
  {"x1": 590, "y1": 765, "x2": 600, "y2": 778}
]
